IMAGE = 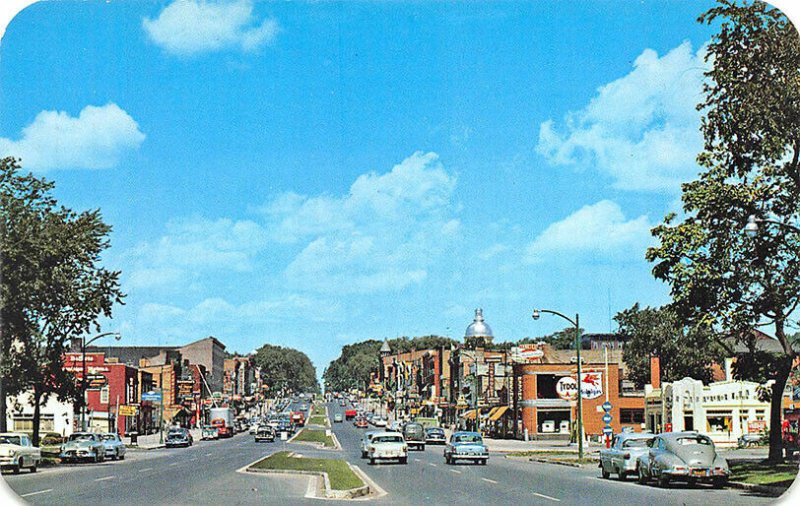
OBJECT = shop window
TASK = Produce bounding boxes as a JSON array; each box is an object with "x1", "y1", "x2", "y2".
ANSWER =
[
  {"x1": 12, "y1": 414, "x2": 54, "y2": 432},
  {"x1": 100, "y1": 386, "x2": 110, "y2": 404},
  {"x1": 620, "y1": 409, "x2": 644, "y2": 424}
]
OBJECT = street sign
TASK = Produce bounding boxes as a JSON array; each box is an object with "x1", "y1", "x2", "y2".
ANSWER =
[
  {"x1": 602, "y1": 413, "x2": 613, "y2": 424},
  {"x1": 602, "y1": 401, "x2": 612, "y2": 412},
  {"x1": 119, "y1": 405, "x2": 137, "y2": 416},
  {"x1": 142, "y1": 391, "x2": 162, "y2": 402},
  {"x1": 603, "y1": 426, "x2": 613, "y2": 435}
]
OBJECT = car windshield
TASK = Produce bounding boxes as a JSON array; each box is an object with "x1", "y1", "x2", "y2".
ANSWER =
[
  {"x1": 428, "y1": 429, "x2": 444, "y2": 435},
  {"x1": 453, "y1": 434, "x2": 482, "y2": 443},
  {"x1": 69, "y1": 434, "x2": 94, "y2": 442},
  {"x1": 0, "y1": 436, "x2": 21, "y2": 445},
  {"x1": 623, "y1": 438, "x2": 653, "y2": 448},
  {"x1": 676, "y1": 436, "x2": 712, "y2": 446},
  {"x1": 374, "y1": 436, "x2": 403, "y2": 443},
  {"x1": 101, "y1": 434, "x2": 118, "y2": 441}
]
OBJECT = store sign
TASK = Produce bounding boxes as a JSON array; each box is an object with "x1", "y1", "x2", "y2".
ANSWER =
[
  {"x1": 748, "y1": 420, "x2": 767, "y2": 433},
  {"x1": 177, "y1": 380, "x2": 194, "y2": 400},
  {"x1": 512, "y1": 345, "x2": 545, "y2": 363},
  {"x1": 556, "y1": 373, "x2": 604, "y2": 401},
  {"x1": 87, "y1": 374, "x2": 107, "y2": 389},
  {"x1": 119, "y1": 405, "x2": 137, "y2": 417}
]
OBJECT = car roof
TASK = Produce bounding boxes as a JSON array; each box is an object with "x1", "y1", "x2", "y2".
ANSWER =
[
  {"x1": 371, "y1": 431, "x2": 403, "y2": 437},
  {"x1": 452, "y1": 431, "x2": 481, "y2": 437},
  {"x1": 618, "y1": 432, "x2": 654, "y2": 440},
  {"x1": 658, "y1": 431, "x2": 704, "y2": 439},
  {"x1": 0, "y1": 432, "x2": 26, "y2": 437}
]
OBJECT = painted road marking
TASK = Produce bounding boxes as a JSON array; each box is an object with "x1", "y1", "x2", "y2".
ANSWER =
[
  {"x1": 169, "y1": 462, "x2": 179, "y2": 466},
  {"x1": 481, "y1": 478, "x2": 498, "y2": 484},
  {"x1": 414, "y1": 458, "x2": 421, "y2": 462},
  {"x1": 450, "y1": 469, "x2": 462, "y2": 474},
  {"x1": 429, "y1": 463, "x2": 437, "y2": 467},
  {"x1": 138, "y1": 467, "x2": 153, "y2": 472},
  {"x1": 204, "y1": 452, "x2": 213, "y2": 456},
  {"x1": 94, "y1": 476, "x2": 115, "y2": 481},
  {"x1": 20, "y1": 489, "x2": 52, "y2": 498},
  {"x1": 533, "y1": 493, "x2": 561, "y2": 502}
]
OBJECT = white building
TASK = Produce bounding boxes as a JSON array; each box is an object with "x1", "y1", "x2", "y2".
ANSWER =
[{"x1": 5, "y1": 391, "x2": 76, "y2": 437}]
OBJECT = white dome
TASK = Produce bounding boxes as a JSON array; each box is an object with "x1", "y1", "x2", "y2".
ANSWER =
[{"x1": 464, "y1": 308, "x2": 493, "y2": 340}]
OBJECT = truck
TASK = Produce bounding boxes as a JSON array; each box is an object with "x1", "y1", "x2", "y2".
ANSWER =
[
  {"x1": 291, "y1": 411, "x2": 306, "y2": 427},
  {"x1": 345, "y1": 409, "x2": 357, "y2": 421},
  {"x1": 209, "y1": 407, "x2": 235, "y2": 438}
]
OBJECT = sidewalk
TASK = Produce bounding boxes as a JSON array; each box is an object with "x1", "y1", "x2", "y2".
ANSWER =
[
  {"x1": 124, "y1": 428, "x2": 202, "y2": 449},
  {"x1": 441, "y1": 428, "x2": 601, "y2": 454}
]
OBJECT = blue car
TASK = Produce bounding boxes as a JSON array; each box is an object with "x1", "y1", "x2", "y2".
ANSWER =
[{"x1": 444, "y1": 431, "x2": 488, "y2": 465}]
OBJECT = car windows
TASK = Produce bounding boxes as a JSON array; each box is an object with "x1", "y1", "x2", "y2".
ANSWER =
[
  {"x1": 677, "y1": 436, "x2": 712, "y2": 446},
  {"x1": 70, "y1": 434, "x2": 94, "y2": 442},
  {"x1": 623, "y1": 438, "x2": 652, "y2": 448},
  {"x1": 453, "y1": 434, "x2": 482, "y2": 443},
  {"x1": 374, "y1": 436, "x2": 403, "y2": 443},
  {"x1": 101, "y1": 434, "x2": 117, "y2": 441},
  {"x1": 0, "y1": 436, "x2": 21, "y2": 445}
]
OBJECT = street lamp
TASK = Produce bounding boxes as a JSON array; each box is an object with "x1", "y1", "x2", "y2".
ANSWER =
[
  {"x1": 744, "y1": 214, "x2": 800, "y2": 237},
  {"x1": 80, "y1": 332, "x2": 121, "y2": 431},
  {"x1": 532, "y1": 308, "x2": 585, "y2": 459}
]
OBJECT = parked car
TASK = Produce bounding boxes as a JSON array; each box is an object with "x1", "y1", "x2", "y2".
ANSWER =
[
  {"x1": 165, "y1": 428, "x2": 193, "y2": 448},
  {"x1": 367, "y1": 431, "x2": 408, "y2": 465},
  {"x1": 333, "y1": 413, "x2": 343, "y2": 423},
  {"x1": 599, "y1": 432, "x2": 654, "y2": 480},
  {"x1": 737, "y1": 433, "x2": 766, "y2": 448},
  {"x1": 444, "y1": 431, "x2": 488, "y2": 465},
  {"x1": 355, "y1": 417, "x2": 369, "y2": 429},
  {"x1": 60, "y1": 432, "x2": 106, "y2": 463},
  {"x1": 249, "y1": 422, "x2": 260, "y2": 434},
  {"x1": 255, "y1": 425, "x2": 276, "y2": 443},
  {"x1": 360, "y1": 430, "x2": 379, "y2": 458},
  {"x1": 202, "y1": 425, "x2": 219, "y2": 440},
  {"x1": 425, "y1": 427, "x2": 447, "y2": 445},
  {"x1": 402, "y1": 422, "x2": 426, "y2": 451},
  {"x1": 0, "y1": 433, "x2": 41, "y2": 473},
  {"x1": 100, "y1": 432, "x2": 126, "y2": 460},
  {"x1": 636, "y1": 432, "x2": 729, "y2": 488}
]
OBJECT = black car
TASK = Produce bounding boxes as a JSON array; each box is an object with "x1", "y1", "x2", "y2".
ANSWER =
[
  {"x1": 255, "y1": 425, "x2": 276, "y2": 443},
  {"x1": 165, "y1": 428, "x2": 193, "y2": 448},
  {"x1": 425, "y1": 427, "x2": 447, "y2": 445}
]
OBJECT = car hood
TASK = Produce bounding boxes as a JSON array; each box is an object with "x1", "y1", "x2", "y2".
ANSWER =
[
  {"x1": 63, "y1": 440, "x2": 96, "y2": 449},
  {"x1": 0, "y1": 443, "x2": 23, "y2": 452}
]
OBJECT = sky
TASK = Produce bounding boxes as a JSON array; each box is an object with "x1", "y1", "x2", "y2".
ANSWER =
[{"x1": 1, "y1": 0, "x2": 799, "y2": 379}]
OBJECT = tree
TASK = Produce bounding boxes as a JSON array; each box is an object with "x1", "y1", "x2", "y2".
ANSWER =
[
  {"x1": 1, "y1": 158, "x2": 124, "y2": 443},
  {"x1": 253, "y1": 343, "x2": 318, "y2": 394},
  {"x1": 647, "y1": 1, "x2": 800, "y2": 462},
  {"x1": 615, "y1": 304, "x2": 723, "y2": 388}
]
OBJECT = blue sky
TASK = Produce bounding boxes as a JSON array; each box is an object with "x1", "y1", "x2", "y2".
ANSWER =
[{"x1": 1, "y1": 1, "x2": 795, "y2": 376}]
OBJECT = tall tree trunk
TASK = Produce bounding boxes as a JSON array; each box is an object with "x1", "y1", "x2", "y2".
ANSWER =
[
  {"x1": 767, "y1": 356, "x2": 792, "y2": 463},
  {"x1": 32, "y1": 384, "x2": 42, "y2": 447},
  {"x1": 0, "y1": 376, "x2": 6, "y2": 432}
]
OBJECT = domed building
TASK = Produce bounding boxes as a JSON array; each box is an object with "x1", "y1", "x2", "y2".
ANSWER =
[{"x1": 464, "y1": 308, "x2": 494, "y2": 347}]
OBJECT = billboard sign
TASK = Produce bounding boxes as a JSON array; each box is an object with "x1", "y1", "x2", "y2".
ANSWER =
[
  {"x1": 512, "y1": 345, "x2": 545, "y2": 363},
  {"x1": 556, "y1": 373, "x2": 603, "y2": 401}
]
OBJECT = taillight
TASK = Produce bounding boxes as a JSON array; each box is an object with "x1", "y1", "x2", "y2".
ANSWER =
[{"x1": 623, "y1": 453, "x2": 631, "y2": 460}]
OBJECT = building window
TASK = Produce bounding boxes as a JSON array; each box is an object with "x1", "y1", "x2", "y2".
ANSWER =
[
  {"x1": 12, "y1": 414, "x2": 55, "y2": 432},
  {"x1": 620, "y1": 409, "x2": 644, "y2": 424},
  {"x1": 100, "y1": 386, "x2": 110, "y2": 404}
]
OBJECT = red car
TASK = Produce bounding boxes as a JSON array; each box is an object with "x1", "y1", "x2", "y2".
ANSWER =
[{"x1": 354, "y1": 417, "x2": 368, "y2": 428}]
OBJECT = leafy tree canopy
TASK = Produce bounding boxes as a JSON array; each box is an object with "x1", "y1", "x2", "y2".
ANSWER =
[{"x1": 253, "y1": 343, "x2": 318, "y2": 394}]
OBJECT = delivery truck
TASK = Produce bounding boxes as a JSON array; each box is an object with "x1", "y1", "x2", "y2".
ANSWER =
[{"x1": 209, "y1": 407, "x2": 235, "y2": 438}]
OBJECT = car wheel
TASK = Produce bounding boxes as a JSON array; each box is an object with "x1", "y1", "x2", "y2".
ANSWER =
[
  {"x1": 686, "y1": 477, "x2": 697, "y2": 488},
  {"x1": 445, "y1": 456, "x2": 451, "y2": 465},
  {"x1": 369, "y1": 458, "x2": 375, "y2": 465},
  {"x1": 658, "y1": 474, "x2": 670, "y2": 488},
  {"x1": 29, "y1": 463, "x2": 37, "y2": 473},
  {"x1": 12, "y1": 464, "x2": 20, "y2": 474},
  {"x1": 616, "y1": 467, "x2": 626, "y2": 481},
  {"x1": 601, "y1": 462, "x2": 610, "y2": 479},
  {"x1": 421, "y1": 445, "x2": 426, "y2": 451},
  {"x1": 637, "y1": 465, "x2": 647, "y2": 485},
  {"x1": 400, "y1": 457, "x2": 407, "y2": 464},
  {"x1": 480, "y1": 459, "x2": 487, "y2": 466},
  {"x1": 712, "y1": 477, "x2": 728, "y2": 489},
  {"x1": 119, "y1": 454, "x2": 125, "y2": 460},
  {"x1": 361, "y1": 451, "x2": 367, "y2": 459}
]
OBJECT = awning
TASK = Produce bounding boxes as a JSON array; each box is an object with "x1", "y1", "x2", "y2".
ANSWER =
[
  {"x1": 485, "y1": 407, "x2": 499, "y2": 419},
  {"x1": 489, "y1": 406, "x2": 509, "y2": 422},
  {"x1": 461, "y1": 409, "x2": 478, "y2": 420}
]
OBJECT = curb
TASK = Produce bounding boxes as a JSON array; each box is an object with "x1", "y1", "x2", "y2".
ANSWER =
[
  {"x1": 246, "y1": 466, "x2": 370, "y2": 499},
  {"x1": 528, "y1": 457, "x2": 598, "y2": 468},
  {"x1": 727, "y1": 480, "x2": 790, "y2": 495}
]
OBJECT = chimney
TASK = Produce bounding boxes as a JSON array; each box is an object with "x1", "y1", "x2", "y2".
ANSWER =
[{"x1": 650, "y1": 356, "x2": 661, "y2": 389}]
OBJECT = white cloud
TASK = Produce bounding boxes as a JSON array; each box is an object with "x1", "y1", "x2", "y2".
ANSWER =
[
  {"x1": 0, "y1": 103, "x2": 144, "y2": 171},
  {"x1": 536, "y1": 41, "x2": 709, "y2": 192},
  {"x1": 127, "y1": 216, "x2": 269, "y2": 289},
  {"x1": 143, "y1": 0, "x2": 279, "y2": 56},
  {"x1": 524, "y1": 200, "x2": 653, "y2": 263},
  {"x1": 264, "y1": 151, "x2": 460, "y2": 293}
]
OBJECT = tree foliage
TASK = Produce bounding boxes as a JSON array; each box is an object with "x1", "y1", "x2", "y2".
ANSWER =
[
  {"x1": 252, "y1": 343, "x2": 318, "y2": 394},
  {"x1": 647, "y1": 1, "x2": 800, "y2": 462},
  {"x1": 615, "y1": 304, "x2": 723, "y2": 388},
  {"x1": 1, "y1": 158, "x2": 124, "y2": 442}
]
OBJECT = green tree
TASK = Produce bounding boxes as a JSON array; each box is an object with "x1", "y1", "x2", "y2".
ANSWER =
[
  {"x1": 253, "y1": 343, "x2": 318, "y2": 394},
  {"x1": 1, "y1": 158, "x2": 124, "y2": 443},
  {"x1": 647, "y1": 1, "x2": 800, "y2": 462},
  {"x1": 615, "y1": 304, "x2": 722, "y2": 388}
]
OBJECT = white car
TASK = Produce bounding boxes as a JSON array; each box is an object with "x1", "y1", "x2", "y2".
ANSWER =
[
  {"x1": 360, "y1": 430, "x2": 378, "y2": 458},
  {"x1": 0, "y1": 433, "x2": 41, "y2": 473},
  {"x1": 100, "y1": 432, "x2": 126, "y2": 460},
  {"x1": 372, "y1": 417, "x2": 388, "y2": 428},
  {"x1": 366, "y1": 431, "x2": 408, "y2": 465}
]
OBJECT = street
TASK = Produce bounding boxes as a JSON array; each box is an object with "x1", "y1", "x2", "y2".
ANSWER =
[{"x1": 1, "y1": 401, "x2": 785, "y2": 506}]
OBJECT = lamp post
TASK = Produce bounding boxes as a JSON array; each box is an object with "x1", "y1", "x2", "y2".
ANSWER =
[
  {"x1": 744, "y1": 214, "x2": 800, "y2": 236},
  {"x1": 532, "y1": 308, "x2": 584, "y2": 459},
  {"x1": 80, "y1": 332, "x2": 121, "y2": 431}
]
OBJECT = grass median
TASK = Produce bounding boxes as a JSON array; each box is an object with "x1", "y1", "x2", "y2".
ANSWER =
[
  {"x1": 251, "y1": 451, "x2": 364, "y2": 490},
  {"x1": 308, "y1": 415, "x2": 329, "y2": 426},
  {"x1": 293, "y1": 428, "x2": 335, "y2": 447},
  {"x1": 729, "y1": 461, "x2": 799, "y2": 488}
]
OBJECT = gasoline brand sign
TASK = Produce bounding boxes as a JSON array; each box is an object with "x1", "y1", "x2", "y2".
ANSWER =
[
  {"x1": 556, "y1": 373, "x2": 604, "y2": 401},
  {"x1": 556, "y1": 376, "x2": 578, "y2": 400}
]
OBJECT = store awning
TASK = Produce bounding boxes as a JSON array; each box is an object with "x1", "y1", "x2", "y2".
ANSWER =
[
  {"x1": 461, "y1": 409, "x2": 478, "y2": 420},
  {"x1": 484, "y1": 407, "x2": 499, "y2": 419},
  {"x1": 489, "y1": 406, "x2": 509, "y2": 422}
]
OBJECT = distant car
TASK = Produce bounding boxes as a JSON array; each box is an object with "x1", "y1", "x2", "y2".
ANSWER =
[
  {"x1": 372, "y1": 417, "x2": 387, "y2": 428},
  {"x1": 636, "y1": 432, "x2": 729, "y2": 488},
  {"x1": 360, "y1": 431, "x2": 378, "y2": 458},
  {"x1": 599, "y1": 433, "x2": 654, "y2": 480},
  {"x1": 425, "y1": 427, "x2": 446, "y2": 445},
  {"x1": 249, "y1": 423, "x2": 260, "y2": 434},
  {"x1": 355, "y1": 417, "x2": 369, "y2": 429},
  {"x1": 165, "y1": 428, "x2": 193, "y2": 448},
  {"x1": 255, "y1": 425, "x2": 276, "y2": 443},
  {"x1": 202, "y1": 426, "x2": 219, "y2": 440},
  {"x1": 333, "y1": 413, "x2": 343, "y2": 423},
  {"x1": 389, "y1": 421, "x2": 403, "y2": 432},
  {"x1": 0, "y1": 433, "x2": 41, "y2": 473},
  {"x1": 367, "y1": 431, "x2": 408, "y2": 465},
  {"x1": 737, "y1": 433, "x2": 765, "y2": 448},
  {"x1": 60, "y1": 432, "x2": 106, "y2": 463},
  {"x1": 445, "y1": 431, "x2": 488, "y2": 465},
  {"x1": 402, "y1": 422, "x2": 426, "y2": 451},
  {"x1": 100, "y1": 432, "x2": 126, "y2": 460}
]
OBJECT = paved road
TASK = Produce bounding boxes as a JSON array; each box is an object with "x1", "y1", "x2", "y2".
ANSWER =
[{"x1": 0, "y1": 400, "x2": 791, "y2": 505}]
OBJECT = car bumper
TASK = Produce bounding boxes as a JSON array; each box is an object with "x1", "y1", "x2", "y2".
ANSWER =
[
  {"x1": 371, "y1": 452, "x2": 407, "y2": 460},
  {"x1": 665, "y1": 468, "x2": 729, "y2": 480},
  {"x1": 450, "y1": 453, "x2": 488, "y2": 460},
  {"x1": 0, "y1": 456, "x2": 20, "y2": 466}
]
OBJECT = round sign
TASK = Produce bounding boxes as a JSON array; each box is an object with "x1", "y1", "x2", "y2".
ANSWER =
[
  {"x1": 555, "y1": 376, "x2": 578, "y2": 401},
  {"x1": 602, "y1": 401, "x2": 612, "y2": 412},
  {"x1": 602, "y1": 413, "x2": 613, "y2": 424}
]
